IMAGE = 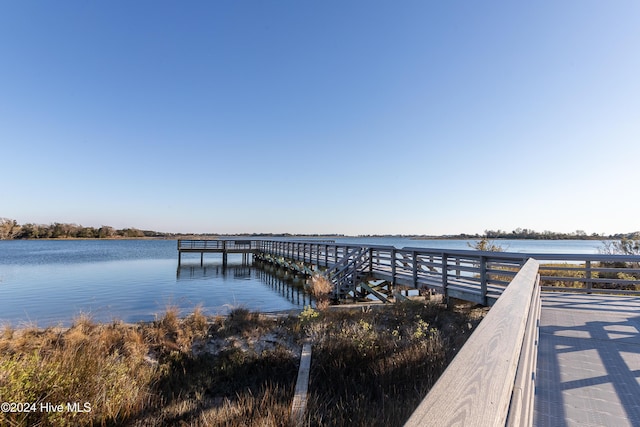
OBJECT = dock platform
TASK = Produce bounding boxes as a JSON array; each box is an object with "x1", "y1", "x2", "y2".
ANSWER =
[
  {"x1": 534, "y1": 293, "x2": 640, "y2": 427},
  {"x1": 177, "y1": 239, "x2": 256, "y2": 266}
]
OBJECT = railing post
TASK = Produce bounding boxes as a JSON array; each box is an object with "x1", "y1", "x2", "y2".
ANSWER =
[
  {"x1": 480, "y1": 256, "x2": 487, "y2": 306},
  {"x1": 442, "y1": 253, "x2": 449, "y2": 301},
  {"x1": 324, "y1": 244, "x2": 328, "y2": 266},
  {"x1": 413, "y1": 250, "x2": 418, "y2": 288},
  {"x1": 586, "y1": 260, "x2": 592, "y2": 294},
  {"x1": 391, "y1": 249, "x2": 397, "y2": 286}
]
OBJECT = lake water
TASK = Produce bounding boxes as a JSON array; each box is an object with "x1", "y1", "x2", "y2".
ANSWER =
[{"x1": 0, "y1": 238, "x2": 607, "y2": 326}]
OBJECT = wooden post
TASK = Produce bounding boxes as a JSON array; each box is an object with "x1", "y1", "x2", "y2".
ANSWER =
[
  {"x1": 200, "y1": 252, "x2": 204, "y2": 267},
  {"x1": 412, "y1": 251, "x2": 418, "y2": 288},
  {"x1": 480, "y1": 256, "x2": 487, "y2": 306},
  {"x1": 391, "y1": 249, "x2": 397, "y2": 286},
  {"x1": 586, "y1": 260, "x2": 592, "y2": 294},
  {"x1": 324, "y1": 244, "x2": 328, "y2": 266},
  {"x1": 442, "y1": 254, "x2": 449, "y2": 303}
]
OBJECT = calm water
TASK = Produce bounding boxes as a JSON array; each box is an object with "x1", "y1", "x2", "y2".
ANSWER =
[{"x1": 0, "y1": 238, "x2": 607, "y2": 326}]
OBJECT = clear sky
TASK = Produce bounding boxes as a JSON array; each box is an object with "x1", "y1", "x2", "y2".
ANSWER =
[{"x1": 1, "y1": 1, "x2": 638, "y2": 235}]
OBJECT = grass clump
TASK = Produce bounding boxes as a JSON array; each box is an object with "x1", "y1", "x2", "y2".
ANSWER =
[
  {"x1": 304, "y1": 300, "x2": 485, "y2": 426},
  {"x1": 0, "y1": 314, "x2": 156, "y2": 426},
  {"x1": 309, "y1": 274, "x2": 334, "y2": 310}
]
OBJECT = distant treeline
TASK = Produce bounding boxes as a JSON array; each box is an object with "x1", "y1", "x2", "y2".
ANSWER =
[
  {"x1": 0, "y1": 218, "x2": 165, "y2": 240},
  {"x1": 482, "y1": 228, "x2": 640, "y2": 240},
  {"x1": 1, "y1": 217, "x2": 638, "y2": 241},
  {"x1": 0, "y1": 218, "x2": 348, "y2": 240},
  {"x1": 378, "y1": 228, "x2": 640, "y2": 241}
]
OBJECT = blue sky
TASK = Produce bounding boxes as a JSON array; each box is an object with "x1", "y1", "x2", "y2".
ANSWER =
[{"x1": 1, "y1": 1, "x2": 638, "y2": 235}]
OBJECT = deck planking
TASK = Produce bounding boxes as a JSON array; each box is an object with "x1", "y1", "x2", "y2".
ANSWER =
[{"x1": 534, "y1": 293, "x2": 640, "y2": 427}]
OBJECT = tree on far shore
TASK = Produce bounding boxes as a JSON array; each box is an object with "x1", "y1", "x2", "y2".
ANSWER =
[{"x1": 0, "y1": 218, "x2": 21, "y2": 240}]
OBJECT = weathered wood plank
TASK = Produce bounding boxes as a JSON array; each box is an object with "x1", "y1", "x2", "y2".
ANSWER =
[
  {"x1": 404, "y1": 258, "x2": 540, "y2": 427},
  {"x1": 291, "y1": 342, "x2": 312, "y2": 426}
]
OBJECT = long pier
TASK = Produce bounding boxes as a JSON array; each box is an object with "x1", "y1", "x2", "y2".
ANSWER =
[
  {"x1": 178, "y1": 239, "x2": 640, "y2": 304},
  {"x1": 177, "y1": 239, "x2": 640, "y2": 426}
]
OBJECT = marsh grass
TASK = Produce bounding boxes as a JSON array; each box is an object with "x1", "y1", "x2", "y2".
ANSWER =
[
  {"x1": 309, "y1": 275, "x2": 334, "y2": 310},
  {"x1": 0, "y1": 314, "x2": 157, "y2": 426},
  {"x1": 0, "y1": 302, "x2": 483, "y2": 426},
  {"x1": 304, "y1": 300, "x2": 485, "y2": 426}
]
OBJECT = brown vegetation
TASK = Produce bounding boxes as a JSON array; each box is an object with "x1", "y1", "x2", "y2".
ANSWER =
[
  {"x1": 304, "y1": 301, "x2": 486, "y2": 426},
  {"x1": 0, "y1": 301, "x2": 484, "y2": 426},
  {"x1": 309, "y1": 274, "x2": 334, "y2": 310}
]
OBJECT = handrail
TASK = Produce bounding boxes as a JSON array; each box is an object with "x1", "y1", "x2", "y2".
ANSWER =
[
  {"x1": 404, "y1": 258, "x2": 541, "y2": 427},
  {"x1": 507, "y1": 271, "x2": 541, "y2": 426},
  {"x1": 326, "y1": 247, "x2": 371, "y2": 298},
  {"x1": 178, "y1": 239, "x2": 640, "y2": 297}
]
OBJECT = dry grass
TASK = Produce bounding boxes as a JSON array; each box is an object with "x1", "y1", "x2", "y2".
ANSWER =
[
  {"x1": 0, "y1": 301, "x2": 484, "y2": 426},
  {"x1": 303, "y1": 300, "x2": 485, "y2": 426},
  {"x1": 310, "y1": 274, "x2": 334, "y2": 310},
  {"x1": 0, "y1": 307, "x2": 213, "y2": 427},
  {"x1": 305, "y1": 301, "x2": 484, "y2": 426},
  {"x1": 0, "y1": 314, "x2": 157, "y2": 426}
]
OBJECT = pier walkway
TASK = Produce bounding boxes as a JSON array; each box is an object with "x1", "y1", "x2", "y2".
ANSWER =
[
  {"x1": 534, "y1": 293, "x2": 640, "y2": 427},
  {"x1": 177, "y1": 239, "x2": 640, "y2": 426}
]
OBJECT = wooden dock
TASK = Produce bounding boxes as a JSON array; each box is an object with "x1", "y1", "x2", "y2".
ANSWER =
[
  {"x1": 177, "y1": 239, "x2": 256, "y2": 266},
  {"x1": 177, "y1": 239, "x2": 640, "y2": 426},
  {"x1": 178, "y1": 239, "x2": 640, "y2": 305}
]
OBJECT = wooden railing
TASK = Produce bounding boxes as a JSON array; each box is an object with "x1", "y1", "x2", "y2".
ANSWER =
[
  {"x1": 404, "y1": 259, "x2": 541, "y2": 427},
  {"x1": 524, "y1": 252, "x2": 640, "y2": 294},
  {"x1": 178, "y1": 239, "x2": 259, "y2": 251},
  {"x1": 178, "y1": 239, "x2": 640, "y2": 298},
  {"x1": 257, "y1": 240, "x2": 532, "y2": 304}
]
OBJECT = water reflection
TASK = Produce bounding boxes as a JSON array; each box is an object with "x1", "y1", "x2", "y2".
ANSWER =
[
  {"x1": 255, "y1": 261, "x2": 313, "y2": 308},
  {"x1": 175, "y1": 258, "x2": 314, "y2": 309}
]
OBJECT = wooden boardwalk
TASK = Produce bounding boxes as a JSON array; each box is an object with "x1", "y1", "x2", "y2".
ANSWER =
[
  {"x1": 178, "y1": 239, "x2": 640, "y2": 305},
  {"x1": 177, "y1": 239, "x2": 640, "y2": 426},
  {"x1": 534, "y1": 293, "x2": 640, "y2": 427}
]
